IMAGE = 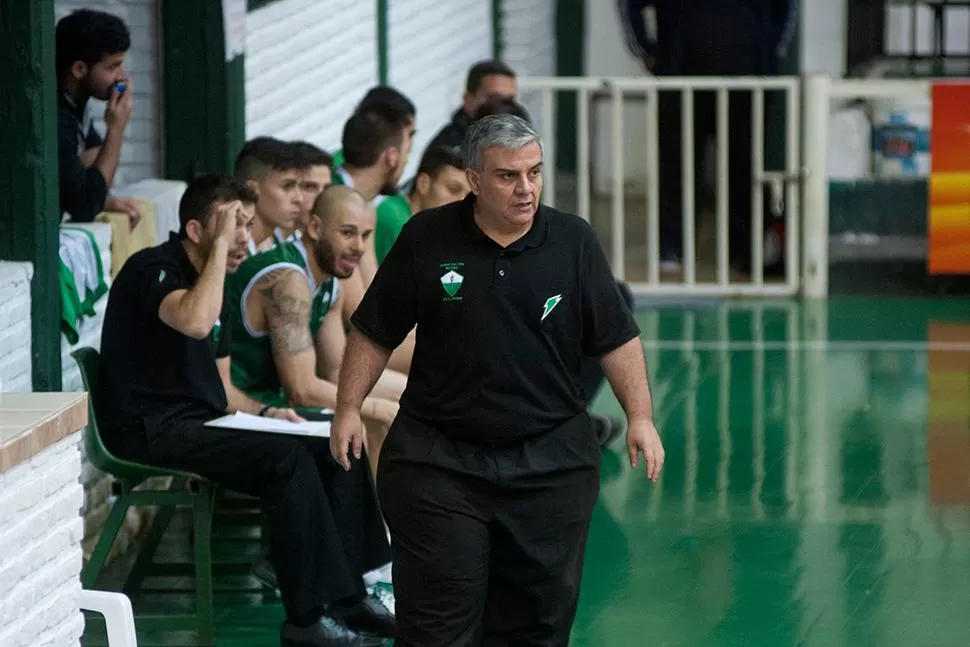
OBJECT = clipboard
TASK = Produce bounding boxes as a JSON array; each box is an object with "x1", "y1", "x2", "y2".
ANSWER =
[{"x1": 204, "y1": 411, "x2": 331, "y2": 437}]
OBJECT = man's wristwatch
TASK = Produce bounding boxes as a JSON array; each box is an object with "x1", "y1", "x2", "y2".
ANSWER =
[{"x1": 258, "y1": 404, "x2": 272, "y2": 417}]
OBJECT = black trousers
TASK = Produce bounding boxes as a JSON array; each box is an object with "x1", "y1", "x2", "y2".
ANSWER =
[
  {"x1": 377, "y1": 413, "x2": 601, "y2": 647},
  {"x1": 578, "y1": 279, "x2": 634, "y2": 403},
  {"x1": 658, "y1": 88, "x2": 757, "y2": 264},
  {"x1": 102, "y1": 416, "x2": 391, "y2": 622}
]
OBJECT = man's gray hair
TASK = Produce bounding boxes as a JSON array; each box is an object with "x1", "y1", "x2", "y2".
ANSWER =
[{"x1": 462, "y1": 114, "x2": 542, "y2": 172}]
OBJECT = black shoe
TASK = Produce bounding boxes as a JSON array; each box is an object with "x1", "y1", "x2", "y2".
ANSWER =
[
  {"x1": 591, "y1": 414, "x2": 623, "y2": 448},
  {"x1": 329, "y1": 594, "x2": 396, "y2": 638},
  {"x1": 253, "y1": 558, "x2": 279, "y2": 590},
  {"x1": 280, "y1": 614, "x2": 387, "y2": 646}
]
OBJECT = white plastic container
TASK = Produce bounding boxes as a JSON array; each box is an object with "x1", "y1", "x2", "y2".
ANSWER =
[{"x1": 870, "y1": 97, "x2": 931, "y2": 178}]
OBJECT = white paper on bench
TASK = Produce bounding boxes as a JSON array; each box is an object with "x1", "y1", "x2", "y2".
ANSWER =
[{"x1": 204, "y1": 411, "x2": 331, "y2": 437}]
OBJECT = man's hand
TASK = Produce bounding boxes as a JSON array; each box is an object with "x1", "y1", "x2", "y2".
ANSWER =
[
  {"x1": 104, "y1": 78, "x2": 133, "y2": 133},
  {"x1": 330, "y1": 407, "x2": 364, "y2": 471},
  {"x1": 212, "y1": 200, "x2": 242, "y2": 245},
  {"x1": 263, "y1": 407, "x2": 305, "y2": 422},
  {"x1": 627, "y1": 418, "x2": 664, "y2": 481},
  {"x1": 104, "y1": 196, "x2": 142, "y2": 230}
]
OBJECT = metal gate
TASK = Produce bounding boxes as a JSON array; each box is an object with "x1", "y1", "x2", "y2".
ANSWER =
[{"x1": 519, "y1": 76, "x2": 803, "y2": 297}]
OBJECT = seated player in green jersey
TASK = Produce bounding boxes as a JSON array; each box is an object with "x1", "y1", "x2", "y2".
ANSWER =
[
  {"x1": 373, "y1": 144, "x2": 471, "y2": 264},
  {"x1": 226, "y1": 184, "x2": 405, "y2": 485},
  {"x1": 331, "y1": 85, "x2": 416, "y2": 171},
  {"x1": 232, "y1": 137, "x2": 307, "y2": 256},
  {"x1": 279, "y1": 141, "x2": 333, "y2": 244}
]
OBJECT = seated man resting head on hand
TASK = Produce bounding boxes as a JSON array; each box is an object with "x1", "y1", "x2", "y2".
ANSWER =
[{"x1": 96, "y1": 174, "x2": 395, "y2": 646}]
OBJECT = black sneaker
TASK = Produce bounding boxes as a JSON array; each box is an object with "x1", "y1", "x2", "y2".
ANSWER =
[
  {"x1": 329, "y1": 593, "x2": 396, "y2": 639},
  {"x1": 280, "y1": 614, "x2": 386, "y2": 646}
]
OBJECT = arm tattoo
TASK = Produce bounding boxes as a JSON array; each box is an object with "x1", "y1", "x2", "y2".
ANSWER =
[{"x1": 259, "y1": 269, "x2": 313, "y2": 357}]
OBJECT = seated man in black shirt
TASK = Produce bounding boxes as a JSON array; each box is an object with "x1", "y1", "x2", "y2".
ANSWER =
[
  {"x1": 55, "y1": 9, "x2": 141, "y2": 226},
  {"x1": 425, "y1": 60, "x2": 518, "y2": 153},
  {"x1": 96, "y1": 174, "x2": 393, "y2": 647}
]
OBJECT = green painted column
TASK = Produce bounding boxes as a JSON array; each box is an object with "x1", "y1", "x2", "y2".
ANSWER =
[
  {"x1": 163, "y1": 0, "x2": 246, "y2": 180},
  {"x1": 0, "y1": 0, "x2": 63, "y2": 391},
  {"x1": 377, "y1": 0, "x2": 389, "y2": 84},
  {"x1": 492, "y1": 0, "x2": 504, "y2": 60},
  {"x1": 555, "y1": 0, "x2": 585, "y2": 172}
]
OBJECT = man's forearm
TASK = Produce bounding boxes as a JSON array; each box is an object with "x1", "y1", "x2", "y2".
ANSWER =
[
  {"x1": 600, "y1": 336, "x2": 654, "y2": 422},
  {"x1": 225, "y1": 383, "x2": 271, "y2": 415},
  {"x1": 177, "y1": 239, "x2": 229, "y2": 333},
  {"x1": 337, "y1": 328, "x2": 392, "y2": 411},
  {"x1": 94, "y1": 126, "x2": 124, "y2": 188}
]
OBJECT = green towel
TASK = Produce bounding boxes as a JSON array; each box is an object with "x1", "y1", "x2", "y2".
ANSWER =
[{"x1": 59, "y1": 226, "x2": 108, "y2": 345}]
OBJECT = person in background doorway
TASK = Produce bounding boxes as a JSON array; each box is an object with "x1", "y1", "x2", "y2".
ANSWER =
[
  {"x1": 426, "y1": 60, "x2": 518, "y2": 152},
  {"x1": 618, "y1": 0, "x2": 796, "y2": 273},
  {"x1": 56, "y1": 9, "x2": 141, "y2": 227}
]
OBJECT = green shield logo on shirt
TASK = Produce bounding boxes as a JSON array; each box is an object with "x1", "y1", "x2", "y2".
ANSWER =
[{"x1": 440, "y1": 270, "x2": 464, "y2": 297}]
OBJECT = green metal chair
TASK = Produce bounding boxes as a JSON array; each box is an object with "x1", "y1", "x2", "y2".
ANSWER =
[{"x1": 72, "y1": 347, "x2": 215, "y2": 645}]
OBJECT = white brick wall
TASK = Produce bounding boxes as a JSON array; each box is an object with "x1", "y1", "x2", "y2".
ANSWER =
[
  {"x1": 0, "y1": 434, "x2": 86, "y2": 647},
  {"x1": 55, "y1": 0, "x2": 163, "y2": 187},
  {"x1": 245, "y1": 0, "x2": 379, "y2": 152},
  {"x1": 0, "y1": 262, "x2": 34, "y2": 393},
  {"x1": 388, "y1": 0, "x2": 493, "y2": 179},
  {"x1": 501, "y1": 0, "x2": 556, "y2": 138}
]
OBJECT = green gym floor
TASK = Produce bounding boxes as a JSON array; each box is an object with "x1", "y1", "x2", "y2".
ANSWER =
[{"x1": 83, "y1": 297, "x2": 970, "y2": 647}]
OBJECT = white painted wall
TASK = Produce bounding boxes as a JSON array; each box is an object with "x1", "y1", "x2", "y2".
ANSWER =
[
  {"x1": 55, "y1": 0, "x2": 163, "y2": 187},
  {"x1": 585, "y1": 0, "x2": 649, "y2": 194},
  {"x1": 245, "y1": 0, "x2": 379, "y2": 153},
  {"x1": 0, "y1": 262, "x2": 33, "y2": 393},
  {"x1": 886, "y1": 2, "x2": 970, "y2": 56},
  {"x1": 387, "y1": 0, "x2": 493, "y2": 179},
  {"x1": 0, "y1": 434, "x2": 86, "y2": 647},
  {"x1": 502, "y1": 0, "x2": 557, "y2": 146},
  {"x1": 801, "y1": 0, "x2": 847, "y2": 77}
]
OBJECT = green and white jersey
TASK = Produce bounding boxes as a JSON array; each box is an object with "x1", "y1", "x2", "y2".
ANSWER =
[
  {"x1": 246, "y1": 226, "x2": 299, "y2": 257},
  {"x1": 374, "y1": 194, "x2": 411, "y2": 264},
  {"x1": 226, "y1": 239, "x2": 339, "y2": 406}
]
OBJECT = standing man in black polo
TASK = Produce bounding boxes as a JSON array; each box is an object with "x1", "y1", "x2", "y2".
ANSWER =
[
  {"x1": 97, "y1": 174, "x2": 393, "y2": 647},
  {"x1": 331, "y1": 115, "x2": 665, "y2": 646}
]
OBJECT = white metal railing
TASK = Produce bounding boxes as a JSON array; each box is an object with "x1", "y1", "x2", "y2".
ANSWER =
[
  {"x1": 802, "y1": 76, "x2": 933, "y2": 297},
  {"x1": 520, "y1": 74, "x2": 939, "y2": 299},
  {"x1": 520, "y1": 76, "x2": 802, "y2": 297}
]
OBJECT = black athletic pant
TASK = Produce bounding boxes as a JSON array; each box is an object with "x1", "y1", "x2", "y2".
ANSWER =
[
  {"x1": 658, "y1": 88, "x2": 755, "y2": 265},
  {"x1": 377, "y1": 413, "x2": 601, "y2": 647},
  {"x1": 102, "y1": 417, "x2": 391, "y2": 622},
  {"x1": 657, "y1": 7, "x2": 767, "y2": 266},
  {"x1": 578, "y1": 279, "x2": 635, "y2": 403}
]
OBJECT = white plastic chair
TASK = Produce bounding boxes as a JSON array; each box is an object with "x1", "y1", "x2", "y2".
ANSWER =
[{"x1": 79, "y1": 590, "x2": 138, "y2": 647}]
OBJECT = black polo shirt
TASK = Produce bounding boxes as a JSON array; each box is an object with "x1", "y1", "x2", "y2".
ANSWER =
[
  {"x1": 97, "y1": 233, "x2": 230, "y2": 436},
  {"x1": 58, "y1": 92, "x2": 109, "y2": 223},
  {"x1": 351, "y1": 193, "x2": 640, "y2": 444}
]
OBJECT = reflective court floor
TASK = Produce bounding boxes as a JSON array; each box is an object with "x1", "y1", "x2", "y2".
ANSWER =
[{"x1": 83, "y1": 297, "x2": 970, "y2": 647}]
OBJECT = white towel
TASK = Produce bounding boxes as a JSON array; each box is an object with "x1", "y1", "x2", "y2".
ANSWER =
[{"x1": 59, "y1": 227, "x2": 102, "y2": 299}]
